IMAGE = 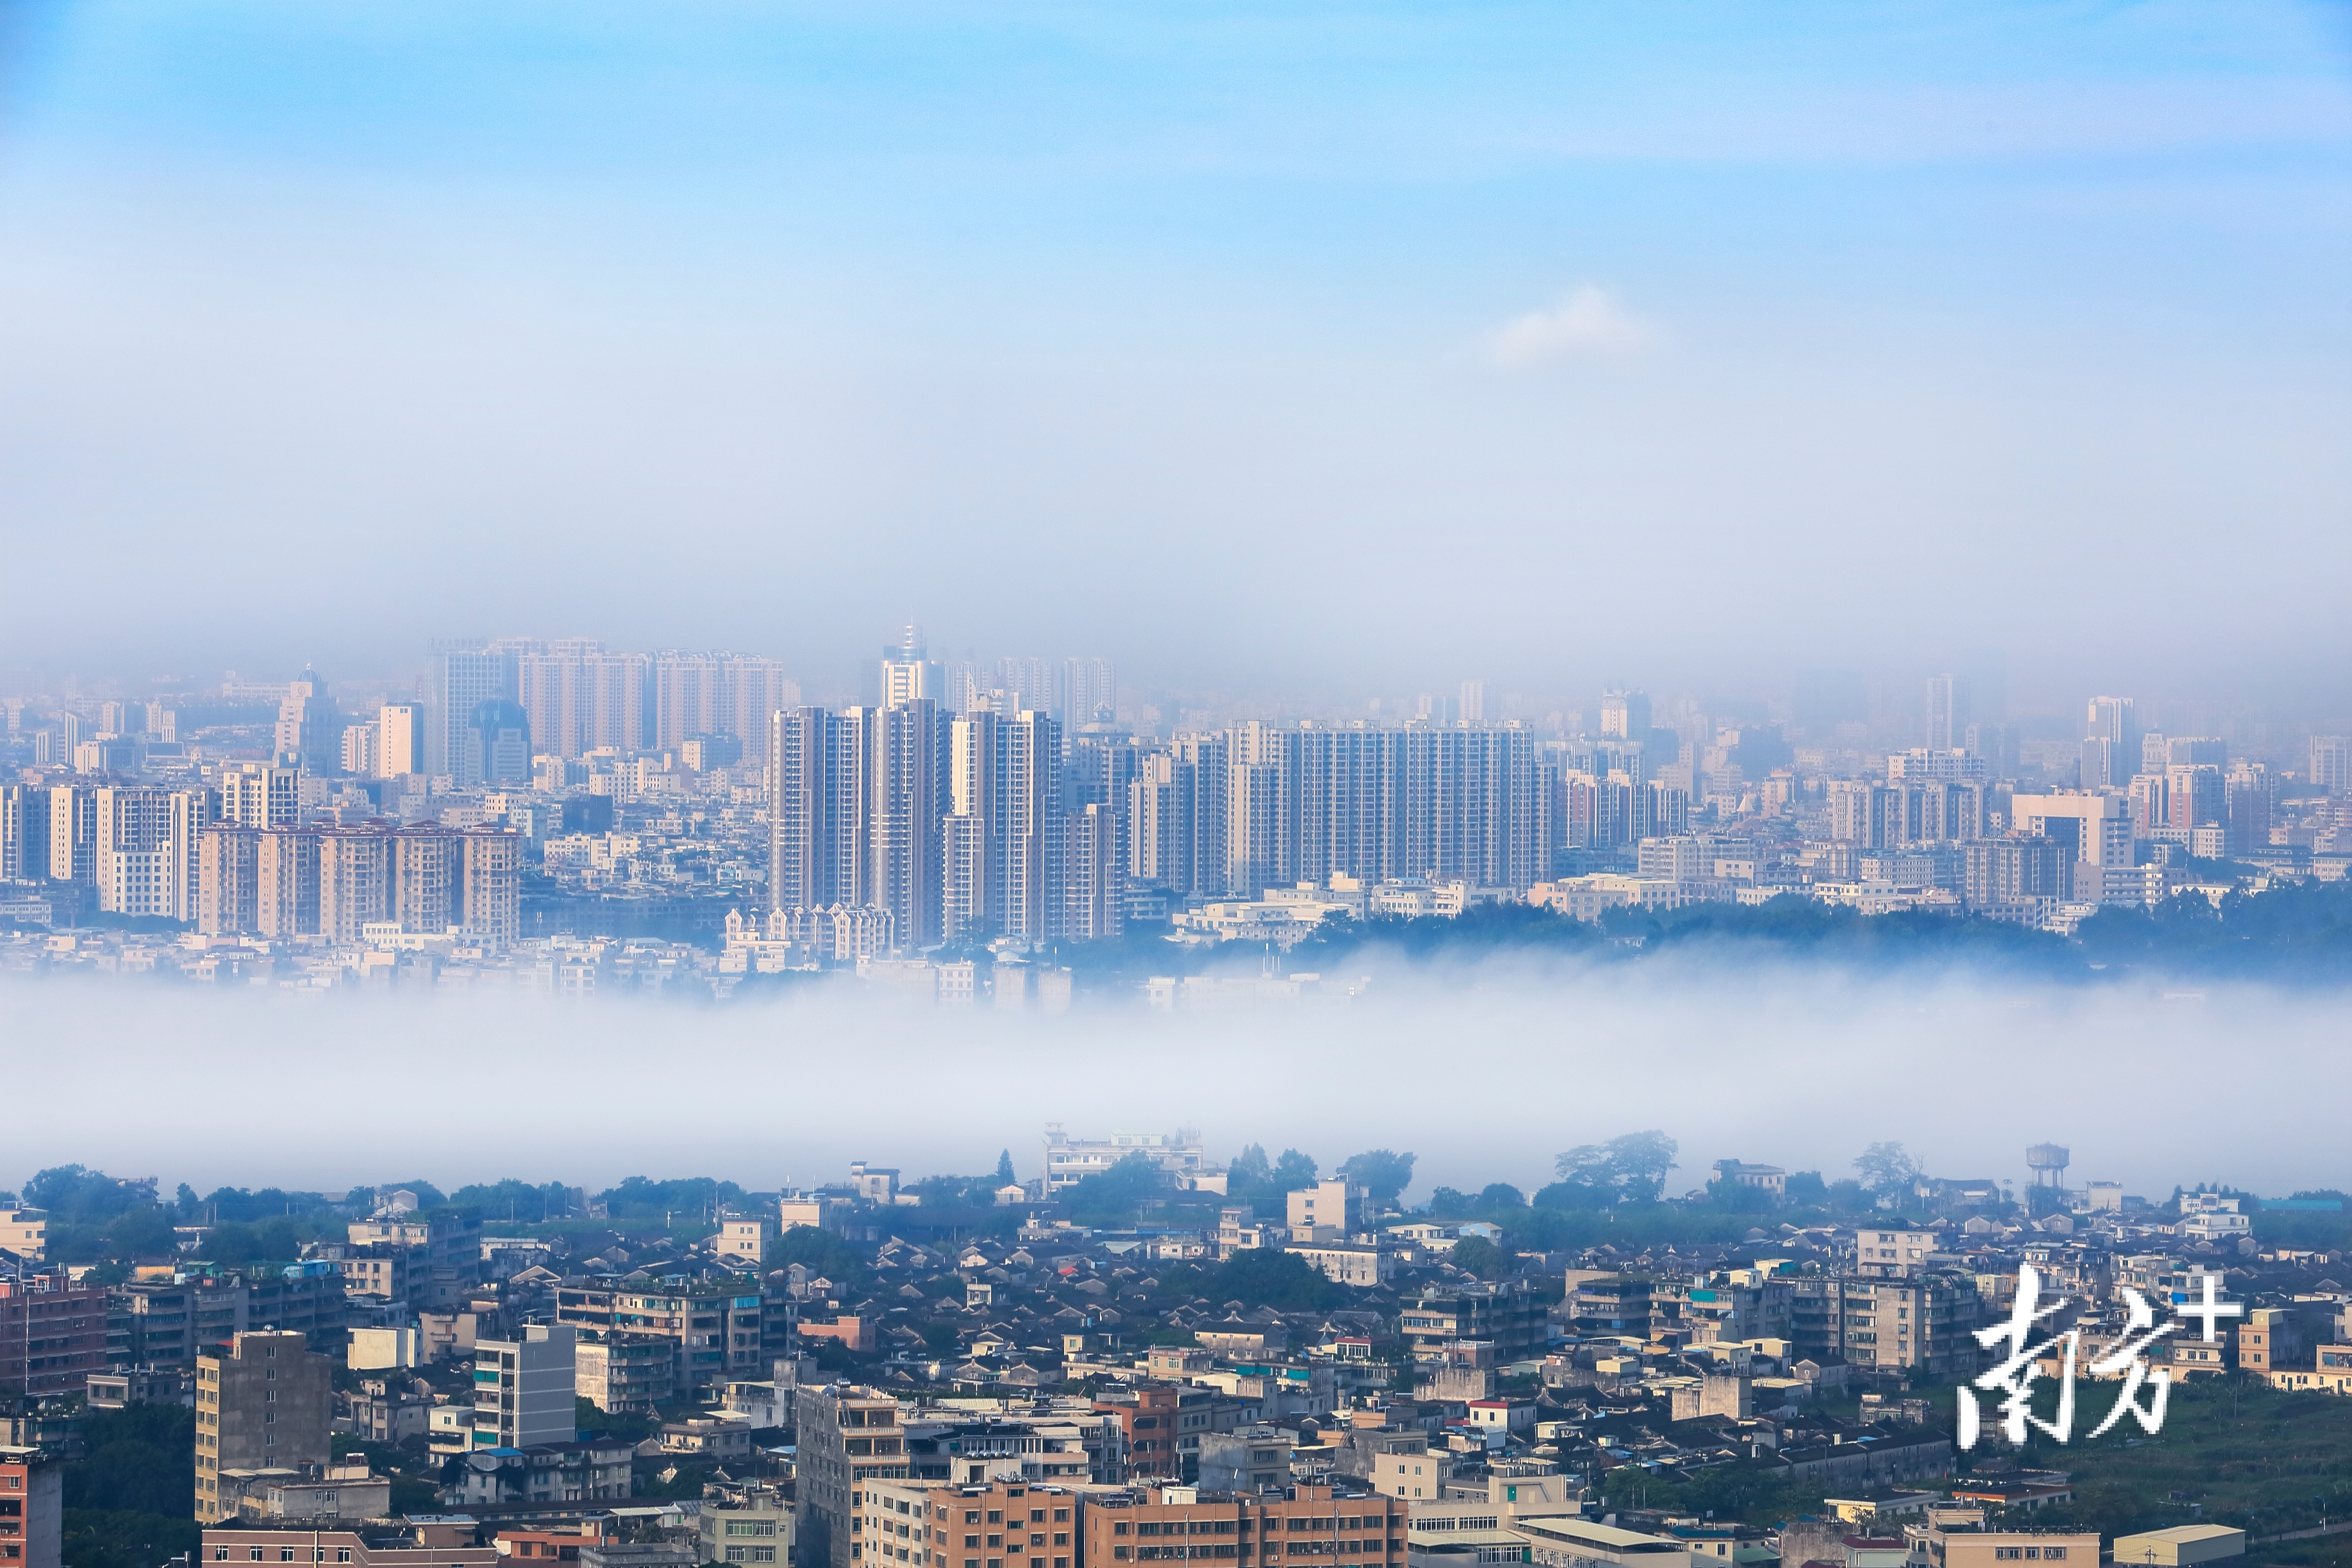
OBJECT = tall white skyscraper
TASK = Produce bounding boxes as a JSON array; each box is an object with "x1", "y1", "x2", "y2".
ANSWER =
[
  {"x1": 1925, "y1": 673, "x2": 1970, "y2": 753},
  {"x1": 426, "y1": 646, "x2": 515, "y2": 782},
  {"x1": 1001, "y1": 711, "x2": 1062, "y2": 942},
  {"x1": 378, "y1": 705, "x2": 424, "y2": 778},
  {"x1": 273, "y1": 668, "x2": 340, "y2": 773},
  {"x1": 880, "y1": 625, "x2": 942, "y2": 710},
  {"x1": 1601, "y1": 688, "x2": 1651, "y2": 741},
  {"x1": 1059, "y1": 657, "x2": 1115, "y2": 729},
  {"x1": 519, "y1": 641, "x2": 652, "y2": 757},
  {"x1": 653, "y1": 651, "x2": 797, "y2": 749}
]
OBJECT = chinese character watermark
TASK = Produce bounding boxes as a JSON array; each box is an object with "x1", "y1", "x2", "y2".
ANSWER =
[{"x1": 1956, "y1": 1265, "x2": 2240, "y2": 1449}]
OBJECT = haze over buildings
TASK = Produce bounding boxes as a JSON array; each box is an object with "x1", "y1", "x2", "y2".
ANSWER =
[{"x1": 1, "y1": 6, "x2": 2347, "y2": 692}]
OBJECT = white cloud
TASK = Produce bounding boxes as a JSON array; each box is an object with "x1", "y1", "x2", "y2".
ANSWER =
[{"x1": 1488, "y1": 285, "x2": 1653, "y2": 367}]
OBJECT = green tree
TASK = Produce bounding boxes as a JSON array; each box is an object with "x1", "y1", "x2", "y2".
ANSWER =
[
  {"x1": 1065, "y1": 1154, "x2": 1167, "y2": 1221},
  {"x1": 597, "y1": 1175, "x2": 744, "y2": 1221},
  {"x1": 1853, "y1": 1141, "x2": 1921, "y2": 1199},
  {"x1": 1205, "y1": 1247, "x2": 1338, "y2": 1310},
  {"x1": 995, "y1": 1150, "x2": 1017, "y2": 1185},
  {"x1": 1449, "y1": 1235, "x2": 1504, "y2": 1276},
  {"x1": 1337, "y1": 1150, "x2": 1417, "y2": 1207},
  {"x1": 1783, "y1": 1171, "x2": 1829, "y2": 1206},
  {"x1": 26, "y1": 1166, "x2": 156, "y2": 1219},
  {"x1": 448, "y1": 1178, "x2": 577, "y2": 1223},
  {"x1": 63, "y1": 1405, "x2": 195, "y2": 1512},
  {"x1": 1270, "y1": 1149, "x2": 1319, "y2": 1189},
  {"x1": 1477, "y1": 1183, "x2": 1526, "y2": 1209},
  {"x1": 1554, "y1": 1130, "x2": 1679, "y2": 1202}
]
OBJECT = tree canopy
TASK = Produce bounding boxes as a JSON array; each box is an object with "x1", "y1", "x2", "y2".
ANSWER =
[
  {"x1": 1336, "y1": 1149, "x2": 1417, "y2": 1206},
  {"x1": 1554, "y1": 1130, "x2": 1679, "y2": 1202}
]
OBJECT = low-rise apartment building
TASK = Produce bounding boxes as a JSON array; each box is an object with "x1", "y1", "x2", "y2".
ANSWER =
[
  {"x1": 1096, "y1": 1385, "x2": 1226, "y2": 1483},
  {"x1": 200, "y1": 1524, "x2": 497, "y2": 1568},
  {"x1": 798, "y1": 1384, "x2": 911, "y2": 1568},
  {"x1": 701, "y1": 1487, "x2": 794, "y2": 1567},
  {"x1": 576, "y1": 1333, "x2": 676, "y2": 1413},
  {"x1": 1086, "y1": 1481, "x2": 1405, "y2": 1568},
  {"x1": 1399, "y1": 1285, "x2": 1546, "y2": 1363},
  {"x1": 1789, "y1": 1273, "x2": 1981, "y2": 1375},
  {"x1": 196, "y1": 1332, "x2": 333, "y2": 1526},
  {"x1": 0, "y1": 1277, "x2": 108, "y2": 1400},
  {"x1": 863, "y1": 1477, "x2": 1084, "y2": 1568},
  {"x1": 1515, "y1": 1517, "x2": 1685, "y2": 1568},
  {"x1": 1, "y1": 1445, "x2": 63, "y2": 1568},
  {"x1": 554, "y1": 1281, "x2": 786, "y2": 1394},
  {"x1": 1287, "y1": 1245, "x2": 1396, "y2": 1290},
  {"x1": 472, "y1": 1325, "x2": 577, "y2": 1450},
  {"x1": 1916, "y1": 1530, "x2": 2098, "y2": 1568}
]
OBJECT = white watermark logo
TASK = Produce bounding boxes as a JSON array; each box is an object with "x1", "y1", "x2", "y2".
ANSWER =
[{"x1": 1958, "y1": 1264, "x2": 2241, "y2": 1448}]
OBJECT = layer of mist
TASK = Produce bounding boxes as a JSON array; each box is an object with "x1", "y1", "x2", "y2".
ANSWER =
[{"x1": 7, "y1": 960, "x2": 2339, "y2": 1203}]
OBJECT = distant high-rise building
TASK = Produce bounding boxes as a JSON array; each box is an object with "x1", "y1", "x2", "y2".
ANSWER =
[
  {"x1": 339, "y1": 722, "x2": 379, "y2": 777},
  {"x1": 466, "y1": 698, "x2": 533, "y2": 785},
  {"x1": 2012, "y1": 791, "x2": 2135, "y2": 869},
  {"x1": 257, "y1": 827, "x2": 321, "y2": 937},
  {"x1": 318, "y1": 827, "x2": 392, "y2": 944},
  {"x1": 2225, "y1": 762, "x2": 2272, "y2": 856},
  {"x1": 273, "y1": 667, "x2": 340, "y2": 773},
  {"x1": 996, "y1": 656, "x2": 1054, "y2": 714},
  {"x1": 197, "y1": 826, "x2": 261, "y2": 935},
  {"x1": 869, "y1": 699, "x2": 947, "y2": 947},
  {"x1": 2167, "y1": 736, "x2": 2226, "y2": 768},
  {"x1": 1964, "y1": 835, "x2": 2067, "y2": 909},
  {"x1": 378, "y1": 704, "x2": 424, "y2": 778},
  {"x1": 46, "y1": 785, "x2": 96, "y2": 885},
  {"x1": 426, "y1": 646, "x2": 515, "y2": 783},
  {"x1": 2165, "y1": 764, "x2": 2225, "y2": 830},
  {"x1": 1925, "y1": 673, "x2": 1970, "y2": 752},
  {"x1": 93, "y1": 786, "x2": 174, "y2": 915},
  {"x1": 767, "y1": 706, "x2": 838, "y2": 913},
  {"x1": 1002, "y1": 710, "x2": 1062, "y2": 941},
  {"x1": 2078, "y1": 736, "x2": 2120, "y2": 790},
  {"x1": 879, "y1": 625, "x2": 941, "y2": 710},
  {"x1": 941, "y1": 713, "x2": 1000, "y2": 940},
  {"x1": 1059, "y1": 657, "x2": 1116, "y2": 729},
  {"x1": 653, "y1": 651, "x2": 800, "y2": 750},
  {"x1": 1601, "y1": 688, "x2": 1651, "y2": 741},
  {"x1": 1065, "y1": 802, "x2": 1125, "y2": 939},
  {"x1": 1964, "y1": 722, "x2": 2018, "y2": 779},
  {"x1": 1459, "y1": 680, "x2": 1487, "y2": 724},
  {"x1": 0, "y1": 784, "x2": 52, "y2": 882},
  {"x1": 518, "y1": 641, "x2": 651, "y2": 757},
  {"x1": 2085, "y1": 694, "x2": 2137, "y2": 769},
  {"x1": 2314, "y1": 735, "x2": 2352, "y2": 795},
  {"x1": 218, "y1": 764, "x2": 299, "y2": 829}
]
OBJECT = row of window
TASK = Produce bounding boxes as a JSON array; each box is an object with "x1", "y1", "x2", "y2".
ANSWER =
[{"x1": 1110, "y1": 1553, "x2": 1384, "y2": 1566}]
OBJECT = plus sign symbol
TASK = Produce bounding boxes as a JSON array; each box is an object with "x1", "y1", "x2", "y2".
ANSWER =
[{"x1": 2175, "y1": 1275, "x2": 2243, "y2": 1342}]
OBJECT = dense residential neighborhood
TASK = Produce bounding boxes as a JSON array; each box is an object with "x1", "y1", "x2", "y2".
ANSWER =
[{"x1": 3, "y1": 1131, "x2": 2347, "y2": 1568}]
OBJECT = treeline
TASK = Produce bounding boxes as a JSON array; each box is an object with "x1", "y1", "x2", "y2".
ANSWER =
[{"x1": 1269, "y1": 880, "x2": 2352, "y2": 980}]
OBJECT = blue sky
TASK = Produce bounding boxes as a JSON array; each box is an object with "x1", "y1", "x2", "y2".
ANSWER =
[{"x1": 3, "y1": 2, "x2": 2348, "y2": 705}]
